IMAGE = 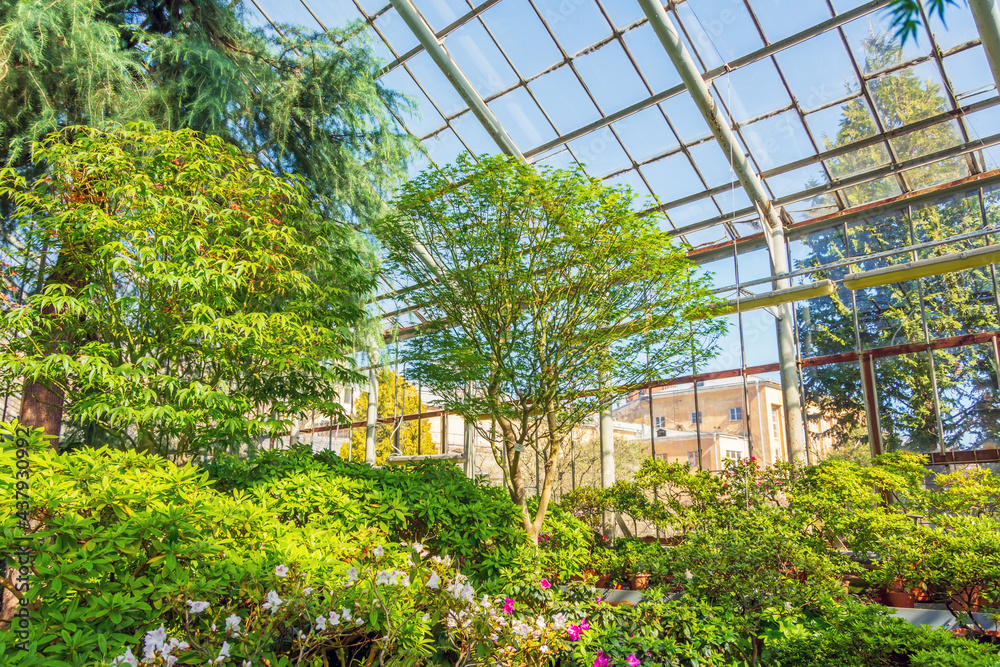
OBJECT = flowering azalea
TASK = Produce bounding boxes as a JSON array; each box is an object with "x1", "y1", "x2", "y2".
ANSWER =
[
  {"x1": 328, "y1": 611, "x2": 341, "y2": 626},
  {"x1": 215, "y1": 641, "x2": 231, "y2": 663},
  {"x1": 373, "y1": 544, "x2": 384, "y2": 557},
  {"x1": 592, "y1": 651, "x2": 611, "y2": 667},
  {"x1": 262, "y1": 590, "x2": 282, "y2": 613},
  {"x1": 553, "y1": 613, "x2": 567, "y2": 629},
  {"x1": 143, "y1": 625, "x2": 167, "y2": 660},
  {"x1": 224, "y1": 614, "x2": 242, "y2": 635},
  {"x1": 566, "y1": 625, "x2": 583, "y2": 641},
  {"x1": 539, "y1": 578, "x2": 551, "y2": 589},
  {"x1": 346, "y1": 567, "x2": 358, "y2": 584},
  {"x1": 275, "y1": 564, "x2": 289, "y2": 578},
  {"x1": 427, "y1": 571, "x2": 440, "y2": 589},
  {"x1": 315, "y1": 615, "x2": 327, "y2": 632},
  {"x1": 186, "y1": 600, "x2": 210, "y2": 614},
  {"x1": 111, "y1": 648, "x2": 138, "y2": 667},
  {"x1": 627, "y1": 654, "x2": 642, "y2": 667},
  {"x1": 502, "y1": 597, "x2": 515, "y2": 614}
]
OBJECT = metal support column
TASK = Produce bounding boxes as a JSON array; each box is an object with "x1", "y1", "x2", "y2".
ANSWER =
[
  {"x1": 365, "y1": 367, "x2": 378, "y2": 465},
  {"x1": 389, "y1": 0, "x2": 523, "y2": 158},
  {"x1": 638, "y1": 0, "x2": 805, "y2": 460},
  {"x1": 600, "y1": 403, "x2": 616, "y2": 540},
  {"x1": 970, "y1": 0, "x2": 1000, "y2": 94}
]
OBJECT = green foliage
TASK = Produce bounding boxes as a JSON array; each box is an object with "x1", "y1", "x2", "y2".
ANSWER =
[
  {"x1": 764, "y1": 600, "x2": 1000, "y2": 667},
  {"x1": 376, "y1": 153, "x2": 723, "y2": 538},
  {"x1": 203, "y1": 444, "x2": 529, "y2": 585},
  {"x1": 888, "y1": 1, "x2": 962, "y2": 45},
  {"x1": 533, "y1": 502, "x2": 594, "y2": 584},
  {"x1": 345, "y1": 369, "x2": 435, "y2": 466},
  {"x1": 0, "y1": 124, "x2": 376, "y2": 458},
  {"x1": 0, "y1": 0, "x2": 414, "y2": 224}
]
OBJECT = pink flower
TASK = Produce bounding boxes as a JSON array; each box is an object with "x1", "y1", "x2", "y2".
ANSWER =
[
  {"x1": 502, "y1": 597, "x2": 515, "y2": 614},
  {"x1": 593, "y1": 651, "x2": 611, "y2": 667},
  {"x1": 567, "y1": 625, "x2": 583, "y2": 641},
  {"x1": 579, "y1": 619, "x2": 591, "y2": 632},
  {"x1": 539, "y1": 578, "x2": 551, "y2": 589},
  {"x1": 627, "y1": 654, "x2": 641, "y2": 667}
]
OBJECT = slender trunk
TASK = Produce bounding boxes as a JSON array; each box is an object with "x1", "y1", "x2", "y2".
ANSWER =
[{"x1": 530, "y1": 408, "x2": 563, "y2": 539}]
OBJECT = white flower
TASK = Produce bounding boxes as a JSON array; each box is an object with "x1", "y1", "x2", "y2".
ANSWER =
[
  {"x1": 329, "y1": 611, "x2": 342, "y2": 626},
  {"x1": 186, "y1": 600, "x2": 210, "y2": 614},
  {"x1": 446, "y1": 612, "x2": 457, "y2": 629},
  {"x1": 480, "y1": 594, "x2": 491, "y2": 608},
  {"x1": 165, "y1": 657, "x2": 178, "y2": 667},
  {"x1": 540, "y1": 645, "x2": 549, "y2": 654},
  {"x1": 422, "y1": 613, "x2": 431, "y2": 622},
  {"x1": 401, "y1": 574, "x2": 411, "y2": 587},
  {"x1": 346, "y1": 567, "x2": 358, "y2": 585},
  {"x1": 275, "y1": 564, "x2": 289, "y2": 578},
  {"x1": 412, "y1": 541, "x2": 423, "y2": 552},
  {"x1": 356, "y1": 617, "x2": 363, "y2": 625},
  {"x1": 243, "y1": 662, "x2": 252, "y2": 667},
  {"x1": 225, "y1": 614, "x2": 242, "y2": 635},
  {"x1": 341, "y1": 607, "x2": 352, "y2": 622},
  {"x1": 536, "y1": 616, "x2": 546, "y2": 629},
  {"x1": 303, "y1": 587, "x2": 313, "y2": 596},
  {"x1": 315, "y1": 615, "x2": 327, "y2": 631},
  {"x1": 210, "y1": 624, "x2": 217, "y2": 632},
  {"x1": 373, "y1": 544, "x2": 384, "y2": 557},
  {"x1": 376, "y1": 570, "x2": 391, "y2": 585},
  {"x1": 784, "y1": 601, "x2": 793, "y2": 612},
  {"x1": 427, "y1": 571, "x2": 440, "y2": 589},
  {"x1": 263, "y1": 590, "x2": 282, "y2": 613},
  {"x1": 553, "y1": 613, "x2": 567, "y2": 629},
  {"x1": 215, "y1": 641, "x2": 231, "y2": 663},
  {"x1": 143, "y1": 625, "x2": 167, "y2": 660},
  {"x1": 110, "y1": 648, "x2": 138, "y2": 667},
  {"x1": 684, "y1": 569, "x2": 693, "y2": 581}
]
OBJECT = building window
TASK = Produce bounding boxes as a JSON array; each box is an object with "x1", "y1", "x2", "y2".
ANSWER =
[
  {"x1": 771, "y1": 405, "x2": 783, "y2": 443},
  {"x1": 729, "y1": 407, "x2": 742, "y2": 422},
  {"x1": 690, "y1": 411, "x2": 702, "y2": 425},
  {"x1": 686, "y1": 451, "x2": 698, "y2": 466},
  {"x1": 725, "y1": 450, "x2": 743, "y2": 461},
  {"x1": 654, "y1": 415, "x2": 666, "y2": 430}
]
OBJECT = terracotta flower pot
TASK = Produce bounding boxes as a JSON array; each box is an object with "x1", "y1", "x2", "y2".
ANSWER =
[
  {"x1": 880, "y1": 580, "x2": 916, "y2": 608},
  {"x1": 595, "y1": 574, "x2": 612, "y2": 589},
  {"x1": 910, "y1": 583, "x2": 934, "y2": 603},
  {"x1": 630, "y1": 573, "x2": 651, "y2": 590},
  {"x1": 950, "y1": 586, "x2": 985, "y2": 612}
]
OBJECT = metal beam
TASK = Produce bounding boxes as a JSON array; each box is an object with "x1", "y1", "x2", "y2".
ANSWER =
[
  {"x1": 637, "y1": 0, "x2": 806, "y2": 461},
  {"x1": 970, "y1": 0, "x2": 1000, "y2": 94},
  {"x1": 388, "y1": 0, "x2": 523, "y2": 158}
]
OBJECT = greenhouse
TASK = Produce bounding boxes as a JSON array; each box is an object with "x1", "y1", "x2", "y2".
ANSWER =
[{"x1": 2, "y1": 0, "x2": 1000, "y2": 665}]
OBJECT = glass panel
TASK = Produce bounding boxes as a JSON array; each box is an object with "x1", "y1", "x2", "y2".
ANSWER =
[
  {"x1": 935, "y1": 344, "x2": 1000, "y2": 452},
  {"x1": 803, "y1": 362, "x2": 868, "y2": 459},
  {"x1": 378, "y1": 67, "x2": 446, "y2": 137},
  {"x1": 445, "y1": 20, "x2": 520, "y2": 98},
  {"x1": 688, "y1": 140, "x2": 737, "y2": 188},
  {"x1": 450, "y1": 110, "x2": 500, "y2": 156},
  {"x1": 375, "y1": 8, "x2": 421, "y2": 55},
  {"x1": 613, "y1": 106, "x2": 679, "y2": 163},
  {"x1": 423, "y1": 128, "x2": 467, "y2": 166},
  {"x1": 405, "y1": 51, "x2": 469, "y2": 118},
  {"x1": 661, "y1": 94, "x2": 713, "y2": 144},
  {"x1": 528, "y1": 65, "x2": 601, "y2": 134},
  {"x1": 775, "y1": 32, "x2": 861, "y2": 113},
  {"x1": 841, "y1": 16, "x2": 930, "y2": 76},
  {"x1": 875, "y1": 351, "x2": 940, "y2": 453},
  {"x1": 927, "y1": 0, "x2": 980, "y2": 51},
  {"x1": 903, "y1": 157, "x2": 970, "y2": 191},
  {"x1": 674, "y1": 1, "x2": 764, "y2": 71},
  {"x1": 603, "y1": 169, "x2": 654, "y2": 212},
  {"x1": 640, "y1": 153, "x2": 705, "y2": 201},
  {"x1": 412, "y1": 0, "x2": 470, "y2": 32},
  {"x1": 869, "y1": 61, "x2": 950, "y2": 130},
  {"x1": 751, "y1": 0, "x2": 831, "y2": 42},
  {"x1": 568, "y1": 127, "x2": 631, "y2": 178},
  {"x1": 714, "y1": 59, "x2": 792, "y2": 124},
  {"x1": 531, "y1": 0, "x2": 612, "y2": 55},
  {"x1": 805, "y1": 96, "x2": 879, "y2": 148},
  {"x1": 573, "y1": 40, "x2": 651, "y2": 113},
  {"x1": 622, "y1": 23, "x2": 684, "y2": 93},
  {"x1": 942, "y1": 47, "x2": 996, "y2": 104},
  {"x1": 487, "y1": 86, "x2": 557, "y2": 150},
  {"x1": 740, "y1": 110, "x2": 816, "y2": 171},
  {"x1": 483, "y1": 0, "x2": 562, "y2": 78}
]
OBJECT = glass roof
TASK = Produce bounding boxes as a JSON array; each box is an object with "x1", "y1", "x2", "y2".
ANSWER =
[{"x1": 243, "y1": 0, "x2": 1000, "y2": 328}]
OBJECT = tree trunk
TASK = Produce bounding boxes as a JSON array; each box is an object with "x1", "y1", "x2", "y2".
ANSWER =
[
  {"x1": 18, "y1": 380, "x2": 63, "y2": 450},
  {"x1": 530, "y1": 408, "x2": 563, "y2": 540}
]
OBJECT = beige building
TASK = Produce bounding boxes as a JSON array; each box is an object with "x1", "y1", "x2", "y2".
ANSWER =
[{"x1": 614, "y1": 376, "x2": 834, "y2": 470}]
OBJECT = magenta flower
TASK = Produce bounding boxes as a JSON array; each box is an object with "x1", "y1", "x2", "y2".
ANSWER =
[
  {"x1": 592, "y1": 651, "x2": 611, "y2": 667},
  {"x1": 627, "y1": 654, "x2": 641, "y2": 667},
  {"x1": 502, "y1": 597, "x2": 515, "y2": 614},
  {"x1": 566, "y1": 625, "x2": 583, "y2": 641},
  {"x1": 579, "y1": 619, "x2": 591, "y2": 631},
  {"x1": 539, "y1": 578, "x2": 551, "y2": 589}
]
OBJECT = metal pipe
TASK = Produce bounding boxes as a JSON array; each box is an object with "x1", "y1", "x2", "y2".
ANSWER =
[
  {"x1": 365, "y1": 367, "x2": 378, "y2": 465},
  {"x1": 970, "y1": 0, "x2": 1000, "y2": 93},
  {"x1": 388, "y1": 0, "x2": 523, "y2": 158}
]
